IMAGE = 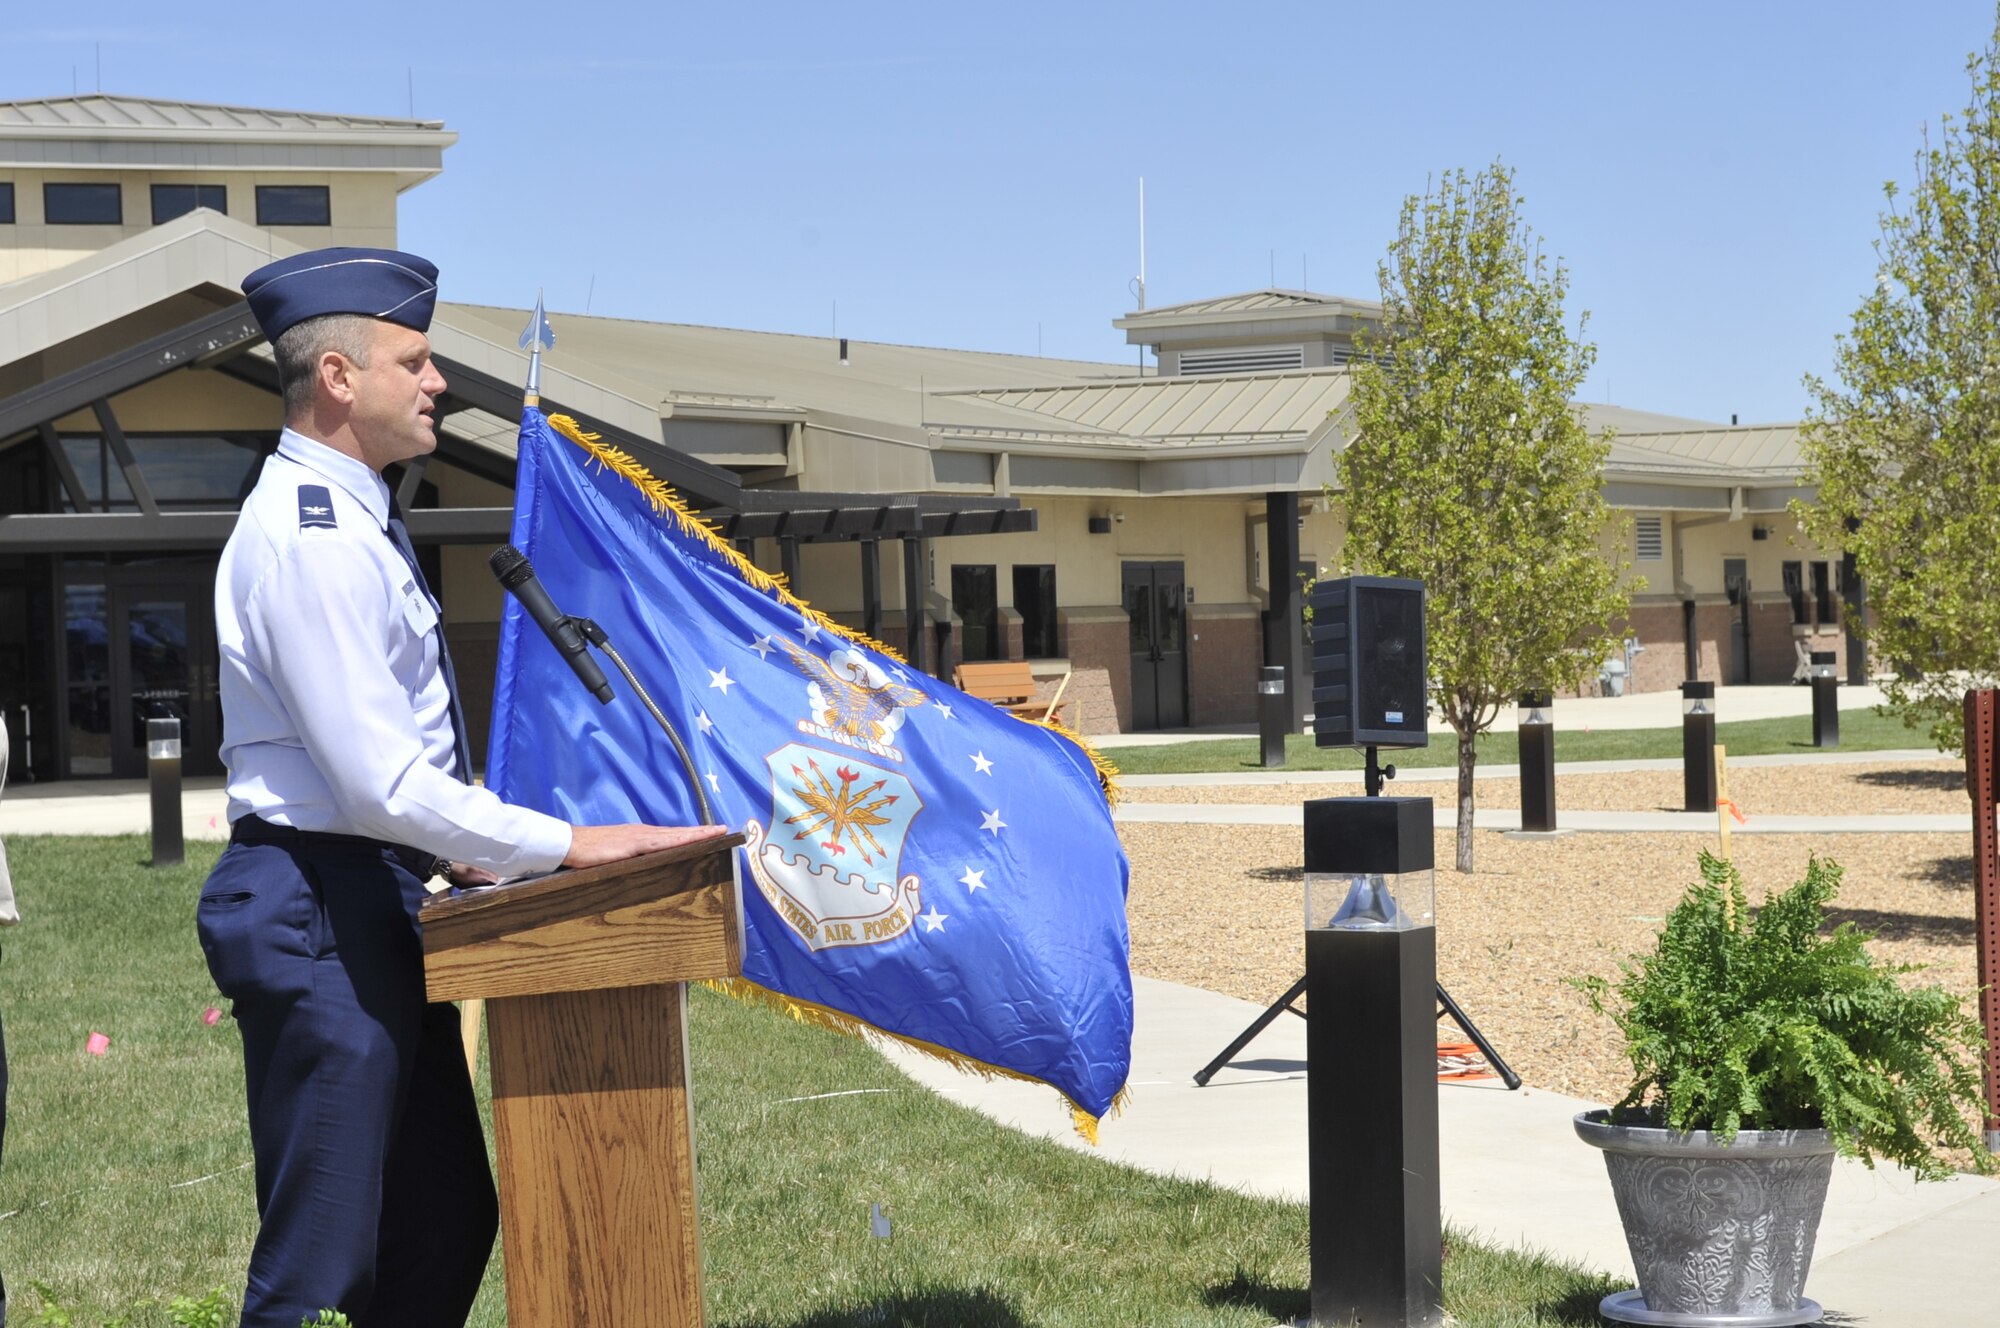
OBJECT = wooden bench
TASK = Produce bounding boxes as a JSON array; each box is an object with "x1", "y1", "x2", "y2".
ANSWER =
[{"x1": 954, "y1": 660, "x2": 1070, "y2": 724}]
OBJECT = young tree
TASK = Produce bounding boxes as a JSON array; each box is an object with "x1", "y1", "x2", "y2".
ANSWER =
[
  {"x1": 1800, "y1": 16, "x2": 2000, "y2": 753},
  {"x1": 1338, "y1": 163, "x2": 1632, "y2": 873}
]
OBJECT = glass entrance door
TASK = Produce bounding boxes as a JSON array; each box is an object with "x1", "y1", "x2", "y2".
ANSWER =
[{"x1": 59, "y1": 566, "x2": 221, "y2": 779}]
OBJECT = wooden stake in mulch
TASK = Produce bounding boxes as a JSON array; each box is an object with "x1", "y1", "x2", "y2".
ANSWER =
[
  {"x1": 1715, "y1": 744, "x2": 1732, "y2": 863},
  {"x1": 1714, "y1": 744, "x2": 1749, "y2": 925}
]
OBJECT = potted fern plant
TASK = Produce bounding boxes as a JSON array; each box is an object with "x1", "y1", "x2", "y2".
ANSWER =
[{"x1": 1573, "y1": 851, "x2": 1993, "y2": 1327}]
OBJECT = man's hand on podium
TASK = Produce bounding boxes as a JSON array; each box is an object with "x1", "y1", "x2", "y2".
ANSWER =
[{"x1": 563, "y1": 823, "x2": 731, "y2": 870}]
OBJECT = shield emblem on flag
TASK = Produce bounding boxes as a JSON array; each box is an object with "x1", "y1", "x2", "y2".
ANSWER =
[{"x1": 743, "y1": 741, "x2": 924, "y2": 951}]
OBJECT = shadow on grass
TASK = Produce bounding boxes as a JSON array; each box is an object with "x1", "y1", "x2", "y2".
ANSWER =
[
  {"x1": 719, "y1": 1287, "x2": 1028, "y2": 1328},
  {"x1": 1854, "y1": 767, "x2": 1964, "y2": 793},
  {"x1": 1826, "y1": 906, "x2": 1975, "y2": 945},
  {"x1": 1534, "y1": 1282, "x2": 1617, "y2": 1324},
  {"x1": 1203, "y1": 1266, "x2": 1308, "y2": 1323}
]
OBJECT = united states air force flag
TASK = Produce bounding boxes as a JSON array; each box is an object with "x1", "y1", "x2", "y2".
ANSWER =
[{"x1": 486, "y1": 409, "x2": 1133, "y2": 1132}]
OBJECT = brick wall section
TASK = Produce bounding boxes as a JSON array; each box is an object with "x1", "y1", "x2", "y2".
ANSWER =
[
  {"x1": 1061, "y1": 607, "x2": 1131, "y2": 734},
  {"x1": 1187, "y1": 606, "x2": 1261, "y2": 726},
  {"x1": 1748, "y1": 605, "x2": 1850, "y2": 685},
  {"x1": 1689, "y1": 602, "x2": 1731, "y2": 683},
  {"x1": 1624, "y1": 604, "x2": 1687, "y2": 694}
]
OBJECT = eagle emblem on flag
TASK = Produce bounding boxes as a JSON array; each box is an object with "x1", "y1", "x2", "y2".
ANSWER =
[{"x1": 745, "y1": 644, "x2": 927, "y2": 950}]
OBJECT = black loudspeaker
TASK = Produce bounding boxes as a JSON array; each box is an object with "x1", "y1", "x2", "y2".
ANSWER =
[{"x1": 1311, "y1": 575, "x2": 1429, "y2": 749}]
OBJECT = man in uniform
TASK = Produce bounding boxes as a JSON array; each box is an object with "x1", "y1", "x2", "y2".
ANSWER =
[{"x1": 197, "y1": 247, "x2": 724, "y2": 1327}]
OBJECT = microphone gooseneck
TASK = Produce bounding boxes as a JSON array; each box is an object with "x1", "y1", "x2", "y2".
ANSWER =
[
  {"x1": 489, "y1": 545, "x2": 614, "y2": 704},
  {"x1": 488, "y1": 545, "x2": 713, "y2": 826}
]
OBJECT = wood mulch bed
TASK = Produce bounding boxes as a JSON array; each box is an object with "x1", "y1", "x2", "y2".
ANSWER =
[{"x1": 1118, "y1": 760, "x2": 1981, "y2": 1109}]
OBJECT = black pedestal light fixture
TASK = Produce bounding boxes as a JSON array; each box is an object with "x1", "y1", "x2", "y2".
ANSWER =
[
  {"x1": 1304, "y1": 795, "x2": 1443, "y2": 1328},
  {"x1": 1681, "y1": 680, "x2": 1717, "y2": 813},
  {"x1": 1517, "y1": 690, "x2": 1556, "y2": 833}
]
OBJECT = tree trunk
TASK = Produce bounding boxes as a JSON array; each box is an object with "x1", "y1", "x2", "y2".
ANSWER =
[{"x1": 1456, "y1": 722, "x2": 1477, "y2": 873}]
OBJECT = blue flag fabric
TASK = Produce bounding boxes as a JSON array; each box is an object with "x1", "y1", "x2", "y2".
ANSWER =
[{"x1": 487, "y1": 409, "x2": 1133, "y2": 1124}]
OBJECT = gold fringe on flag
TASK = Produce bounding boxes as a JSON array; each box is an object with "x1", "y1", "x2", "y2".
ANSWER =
[{"x1": 704, "y1": 977, "x2": 1128, "y2": 1143}]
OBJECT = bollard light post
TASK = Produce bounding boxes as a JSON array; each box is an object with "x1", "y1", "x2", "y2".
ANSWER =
[
  {"x1": 1810, "y1": 651, "x2": 1839, "y2": 748},
  {"x1": 148, "y1": 716, "x2": 184, "y2": 867},
  {"x1": 1305, "y1": 796, "x2": 1442, "y2": 1328},
  {"x1": 1259, "y1": 665, "x2": 1287, "y2": 768},
  {"x1": 1517, "y1": 690, "x2": 1556, "y2": 833},
  {"x1": 1681, "y1": 681, "x2": 1717, "y2": 814}
]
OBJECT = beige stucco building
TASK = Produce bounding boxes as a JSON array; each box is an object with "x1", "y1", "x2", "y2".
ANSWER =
[{"x1": 0, "y1": 95, "x2": 1858, "y2": 782}]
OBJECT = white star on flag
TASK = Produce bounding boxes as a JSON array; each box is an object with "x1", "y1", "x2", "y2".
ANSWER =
[
  {"x1": 750, "y1": 634, "x2": 774, "y2": 660},
  {"x1": 708, "y1": 667, "x2": 735, "y2": 694},
  {"x1": 969, "y1": 751, "x2": 994, "y2": 775},
  {"x1": 959, "y1": 867, "x2": 987, "y2": 892},
  {"x1": 798, "y1": 615, "x2": 821, "y2": 643},
  {"x1": 920, "y1": 907, "x2": 948, "y2": 933},
  {"x1": 936, "y1": 701, "x2": 954, "y2": 720},
  {"x1": 697, "y1": 710, "x2": 715, "y2": 735},
  {"x1": 981, "y1": 809, "x2": 1005, "y2": 835},
  {"x1": 706, "y1": 770, "x2": 721, "y2": 792}
]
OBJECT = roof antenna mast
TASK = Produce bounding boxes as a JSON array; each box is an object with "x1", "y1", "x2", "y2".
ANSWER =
[{"x1": 1128, "y1": 177, "x2": 1147, "y2": 312}]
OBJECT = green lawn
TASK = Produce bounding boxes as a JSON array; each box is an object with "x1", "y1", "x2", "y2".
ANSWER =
[
  {"x1": 1107, "y1": 705, "x2": 1931, "y2": 777},
  {"x1": 0, "y1": 836, "x2": 1619, "y2": 1326}
]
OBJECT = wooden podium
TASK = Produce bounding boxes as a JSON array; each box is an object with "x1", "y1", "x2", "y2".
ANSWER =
[{"x1": 420, "y1": 834, "x2": 746, "y2": 1326}]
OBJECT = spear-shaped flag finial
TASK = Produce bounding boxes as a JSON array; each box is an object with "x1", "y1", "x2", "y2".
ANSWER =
[{"x1": 519, "y1": 289, "x2": 556, "y2": 407}]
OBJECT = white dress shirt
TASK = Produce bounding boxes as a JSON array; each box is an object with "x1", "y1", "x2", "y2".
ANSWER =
[{"x1": 216, "y1": 430, "x2": 571, "y2": 876}]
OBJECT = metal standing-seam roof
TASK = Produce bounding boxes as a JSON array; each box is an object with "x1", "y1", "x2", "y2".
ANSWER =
[
  {"x1": 1126, "y1": 289, "x2": 1362, "y2": 317},
  {"x1": 0, "y1": 94, "x2": 446, "y2": 136},
  {"x1": 1610, "y1": 426, "x2": 1805, "y2": 478},
  {"x1": 932, "y1": 368, "x2": 1353, "y2": 448}
]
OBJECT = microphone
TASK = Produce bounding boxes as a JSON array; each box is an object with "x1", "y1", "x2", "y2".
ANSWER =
[{"x1": 488, "y1": 545, "x2": 614, "y2": 704}]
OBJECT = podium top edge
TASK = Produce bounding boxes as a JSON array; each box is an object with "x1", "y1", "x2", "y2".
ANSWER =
[{"x1": 420, "y1": 831, "x2": 746, "y2": 925}]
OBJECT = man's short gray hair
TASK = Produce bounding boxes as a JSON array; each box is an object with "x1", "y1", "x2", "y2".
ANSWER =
[{"x1": 272, "y1": 314, "x2": 376, "y2": 420}]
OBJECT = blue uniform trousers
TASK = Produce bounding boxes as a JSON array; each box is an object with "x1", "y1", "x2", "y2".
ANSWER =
[{"x1": 197, "y1": 823, "x2": 497, "y2": 1327}]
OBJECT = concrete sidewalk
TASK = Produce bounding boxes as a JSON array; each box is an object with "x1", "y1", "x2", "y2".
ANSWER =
[
  {"x1": 1113, "y1": 801, "x2": 1972, "y2": 835},
  {"x1": 3, "y1": 747, "x2": 1961, "y2": 842},
  {"x1": 1092, "y1": 682, "x2": 1895, "y2": 745},
  {"x1": 878, "y1": 975, "x2": 2000, "y2": 1327}
]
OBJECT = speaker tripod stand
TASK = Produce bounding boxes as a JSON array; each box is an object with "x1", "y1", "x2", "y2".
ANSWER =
[{"x1": 1191, "y1": 746, "x2": 1522, "y2": 1091}]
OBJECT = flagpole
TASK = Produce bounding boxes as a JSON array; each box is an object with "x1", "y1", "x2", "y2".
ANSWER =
[
  {"x1": 520, "y1": 288, "x2": 554, "y2": 408},
  {"x1": 466, "y1": 288, "x2": 560, "y2": 1074}
]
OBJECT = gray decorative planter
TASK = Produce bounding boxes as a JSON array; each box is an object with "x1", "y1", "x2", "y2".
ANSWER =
[{"x1": 1574, "y1": 1110, "x2": 1835, "y2": 1327}]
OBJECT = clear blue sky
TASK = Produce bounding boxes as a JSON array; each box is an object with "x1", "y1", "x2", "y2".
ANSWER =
[{"x1": 6, "y1": 1, "x2": 1997, "y2": 424}]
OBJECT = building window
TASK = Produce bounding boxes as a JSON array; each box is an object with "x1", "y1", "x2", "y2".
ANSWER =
[
  {"x1": 952, "y1": 564, "x2": 1001, "y2": 662},
  {"x1": 1782, "y1": 562, "x2": 1809, "y2": 626},
  {"x1": 256, "y1": 184, "x2": 331, "y2": 226},
  {"x1": 151, "y1": 183, "x2": 227, "y2": 224},
  {"x1": 1013, "y1": 564, "x2": 1058, "y2": 658},
  {"x1": 56, "y1": 434, "x2": 267, "y2": 512},
  {"x1": 44, "y1": 182, "x2": 123, "y2": 225},
  {"x1": 0, "y1": 183, "x2": 14, "y2": 224},
  {"x1": 1634, "y1": 515, "x2": 1665, "y2": 561},
  {"x1": 1812, "y1": 561, "x2": 1837, "y2": 626}
]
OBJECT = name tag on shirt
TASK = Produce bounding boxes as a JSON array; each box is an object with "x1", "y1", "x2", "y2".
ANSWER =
[{"x1": 400, "y1": 581, "x2": 439, "y2": 638}]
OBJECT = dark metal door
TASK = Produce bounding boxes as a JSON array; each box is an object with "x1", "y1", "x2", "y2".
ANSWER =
[
  {"x1": 1123, "y1": 561, "x2": 1188, "y2": 730},
  {"x1": 1724, "y1": 559, "x2": 1750, "y2": 686}
]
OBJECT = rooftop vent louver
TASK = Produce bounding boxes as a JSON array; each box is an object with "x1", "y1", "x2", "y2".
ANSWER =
[
  {"x1": 1635, "y1": 515, "x2": 1665, "y2": 561},
  {"x1": 1176, "y1": 345, "x2": 1305, "y2": 376}
]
